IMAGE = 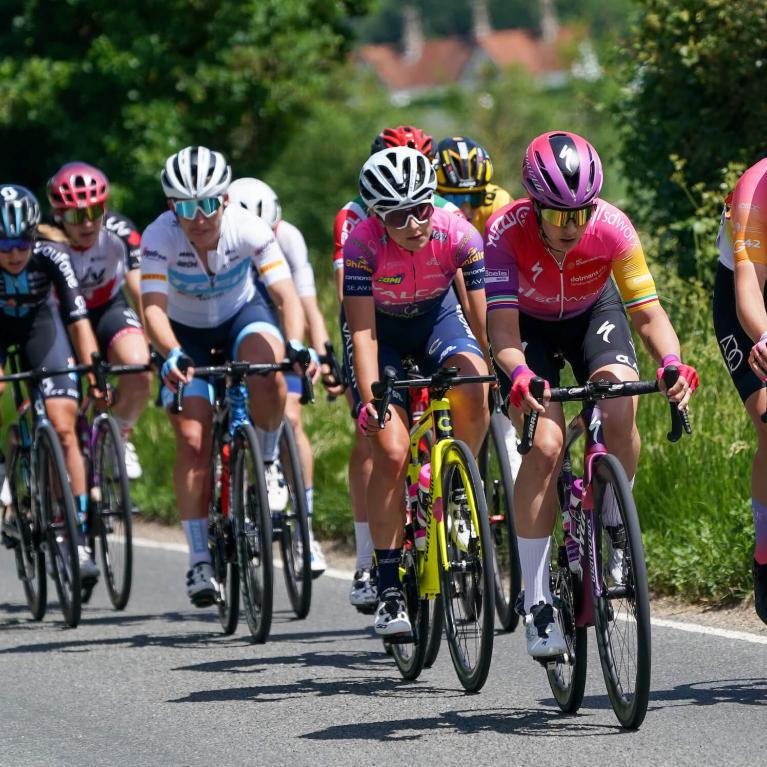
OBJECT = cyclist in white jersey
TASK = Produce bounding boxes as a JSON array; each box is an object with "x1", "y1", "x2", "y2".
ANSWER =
[
  {"x1": 140, "y1": 146, "x2": 310, "y2": 606},
  {"x1": 228, "y1": 177, "x2": 332, "y2": 576}
]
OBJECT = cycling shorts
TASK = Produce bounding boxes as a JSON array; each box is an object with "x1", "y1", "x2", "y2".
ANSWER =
[
  {"x1": 160, "y1": 298, "x2": 283, "y2": 408},
  {"x1": 712, "y1": 261, "x2": 764, "y2": 403},
  {"x1": 343, "y1": 289, "x2": 483, "y2": 412},
  {"x1": 87, "y1": 292, "x2": 144, "y2": 355},
  {"x1": 0, "y1": 302, "x2": 79, "y2": 401},
  {"x1": 494, "y1": 280, "x2": 639, "y2": 403}
]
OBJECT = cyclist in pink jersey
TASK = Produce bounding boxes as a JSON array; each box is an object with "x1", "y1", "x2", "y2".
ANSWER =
[
  {"x1": 712, "y1": 156, "x2": 767, "y2": 623},
  {"x1": 486, "y1": 131, "x2": 698, "y2": 658},
  {"x1": 344, "y1": 146, "x2": 490, "y2": 638}
]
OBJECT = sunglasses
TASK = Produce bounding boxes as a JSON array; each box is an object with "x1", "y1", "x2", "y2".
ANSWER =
[
  {"x1": 538, "y1": 204, "x2": 596, "y2": 228},
  {"x1": 0, "y1": 237, "x2": 34, "y2": 252},
  {"x1": 379, "y1": 202, "x2": 434, "y2": 229},
  {"x1": 172, "y1": 197, "x2": 223, "y2": 220},
  {"x1": 443, "y1": 191, "x2": 485, "y2": 209},
  {"x1": 61, "y1": 203, "x2": 106, "y2": 225}
]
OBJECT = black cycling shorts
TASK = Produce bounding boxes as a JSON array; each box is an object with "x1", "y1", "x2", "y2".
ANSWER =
[
  {"x1": 88, "y1": 293, "x2": 144, "y2": 354},
  {"x1": 494, "y1": 280, "x2": 639, "y2": 403},
  {"x1": 712, "y1": 260, "x2": 765, "y2": 403}
]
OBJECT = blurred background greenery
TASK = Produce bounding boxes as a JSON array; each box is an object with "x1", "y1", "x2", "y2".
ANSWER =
[{"x1": 2, "y1": 0, "x2": 766, "y2": 602}]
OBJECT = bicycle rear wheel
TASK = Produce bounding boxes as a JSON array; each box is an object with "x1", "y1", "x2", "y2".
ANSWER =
[
  {"x1": 277, "y1": 419, "x2": 312, "y2": 618},
  {"x1": 479, "y1": 411, "x2": 521, "y2": 633},
  {"x1": 389, "y1": 546, "x2": 430, "y2": 680},
  {"x1": 592, "y1": 453, "x2": 651, "y2": 729},
  {"x1": 7, "y1": 430, "x2": 46, "y2": 619},
  {"x1": 440, "y1": 439, "x2": 495, "y2": 692},
  {"x1": 94, "y1": 415, "x2": 133, "y2": 610},
  {"x1": 231, "y1": 423, "x2": 273, "y2": 643},
  {"x1": 37, "y1": 422, "x2": 81, "y2": 628}
]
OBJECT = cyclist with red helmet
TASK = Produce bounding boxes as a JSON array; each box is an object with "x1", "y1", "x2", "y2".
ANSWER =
[
  {"x1": 0, "y1": 184, "x2": 104, "y2": 585},
  {"x1": 485, "y1": 131, "x2": 698, "y2": 658},
  {"x1": 332, "y1": 125, "x2": 460, "y2": 612},
  {"x1": 42, "y1": 162, "x2": 152, "y2": 480}
]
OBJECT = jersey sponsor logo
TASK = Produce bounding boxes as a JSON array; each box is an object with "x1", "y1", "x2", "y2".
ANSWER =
[
  {"x1": 376, "y1": 273, "x2": 404, "y2": 285},
  {"x1": 596, "y1": 320, "x2": 615, "y2": 343},
  {"x1": 38, "y1": 243, "x2": 78, "y2": 288},
  {"x1": 485, "y1": 268, "x2": 509, "y2": 284},
  {"x1": 570, "y1": 268, "x2": 602, "y2": 284},
  {"x1": 430, "y1": 230, "x2": 448, "y2": 243},
  {"x1": 104, "y1": 215, "x2": 134, "y2": 239},
  {"x1": 429, "y1": 338, "x2": 442, "y2": 355},
  {"x1": 462, "y1": 248, "x2": 483, "y2": 265},
  {"x1": 531, "y1": 261, "x2": 543, "y2": 283},
  {"x1": 598, "y1": 206, "x2": 636, "y2": 242},
  {"x1": 733, "y1": 238, "x2": 761, "y2": 253},
  {"x1": 344, "y1": 257, "x2": 372, "y2": 273},
  {"x1": 719, "y1": 334, "x2": 744, "y2": 372},
  {"x1": 485, "y1": 205, "x2": 531, "y2": 247},
  {"x1": 615, "y1": 353, "x2": 639, "y2": 372},
  {"x1": 376, "y1": 286, "x2": 444, "y2": 303},
  {"x1": 141, "y1": 248, "x2": 164, "y2": 261}
]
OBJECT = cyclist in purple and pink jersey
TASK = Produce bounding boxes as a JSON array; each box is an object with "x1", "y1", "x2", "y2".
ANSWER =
[
  {"x1": 486, "y1": 131, "x2": 698, "y2": 658},
  {"x1": 343, "y1": 146, "x2": 490, "y2": 638}
]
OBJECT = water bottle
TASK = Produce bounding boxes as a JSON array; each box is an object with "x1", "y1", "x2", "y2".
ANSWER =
[
  {"x1": 414, "y1": 463, "x2": 430, "y2": 551},
  {"x1": 563, "y1": 478, "x2": 583, "y2": 577}
]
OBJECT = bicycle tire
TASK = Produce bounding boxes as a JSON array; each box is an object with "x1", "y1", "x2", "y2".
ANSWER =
[
  {"x1": 277, "y1": 419, "x2": 312, "y2": 618},
  {"x1": 94, "y1": 415, "x2": 133, "y2": 610},
  {"x1": 7, "y1": 428, "x2": 46, "y2": 619},
  {"x1": 439, "y1": 439, "x2": 495, "y2": 692},
  {"x1": 423, "y1": 594, "x2": 443, "y2": 668},
  {"x1": 479, "y1": 411, "x2": 521, "y2": 633},
  {"x1": 37, "y1": 422, "x2": 81, "y2": 627},
  {"x1": 231, "y1": 422, "x2": 273, "y2": 643},
  {"x1": 390, "y1": 545, "x2": 430, "y2": 680},
  {"x1": 591, "y1": 453, "x2": 651, "y2": 729},
  {"x1": 208, "y1": 431, "x2": 240, "y2": 635}
]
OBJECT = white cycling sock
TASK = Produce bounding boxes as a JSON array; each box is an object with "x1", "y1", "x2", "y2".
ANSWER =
[
  {"x1": 258, "y1": 425, "x2": 282, "y2": 464},
  {"x1": 354, "y1": 521, "x2": 374, "y2": 570},
  {"x1": 182, "y1": 518, "x2": 210, "y2": 568},
  {"x1": 305, "y1": 487, "x2": 314, "y2": 535},
  {"x1": 519, "y1": 536, "x2": 552, "y2": 612}
]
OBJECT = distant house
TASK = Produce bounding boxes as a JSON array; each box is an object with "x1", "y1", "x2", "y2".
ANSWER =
[{"x1": 354, "y1": 1, "x2": 599, "y2": 105}]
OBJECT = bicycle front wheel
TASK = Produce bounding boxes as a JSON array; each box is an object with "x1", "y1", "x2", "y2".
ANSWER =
[
  {"x1": 231, "y1": 423, "x2": 273, "y2": 643},
  {"x1": 94, "y1": 415, "x2": 133, "y2": 610},
  {"x1": 479, "y1": 411, "x2": 521, "y2": 633},
  {"x1": 423, "y1": 594, "x2": 443, "y2": 668},
  {"x1": 7, "y1": 430, "x2": 46, "y2": 619},
  {"x1": 277, "y1": 419, "x2": 312, "y2": 618},
  {"x1": 592, "y1": 453, "x2": 651, "y2": 729},
  {"x1": 37, "y1": 422, "x2": 81, "y2": 627},
  {"x1": 440, "y1": 439, "x2": 495, "y2": 692}
]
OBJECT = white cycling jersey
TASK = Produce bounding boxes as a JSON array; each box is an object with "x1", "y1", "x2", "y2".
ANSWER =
[
  {"x1": 274, "y1": 219, "x2": 316, "y2": 298},
  {"x1": 140, "y1": 204, "x2": 291, "y2": 328}
]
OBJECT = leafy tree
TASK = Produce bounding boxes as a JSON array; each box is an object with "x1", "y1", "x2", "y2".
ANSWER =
[
  {"x1": 617, "y1": 0, "x2": 767, "y2": 279},
  {"x1": 0, "y1": 0, "x2": 371, "y2": 224}
]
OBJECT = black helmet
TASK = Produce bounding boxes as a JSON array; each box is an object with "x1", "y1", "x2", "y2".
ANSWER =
[
  {"x1": 0, "y1": 185, "x2": 41, "y2": 239},
  {"x1": 434, "y1": 136, "x2": 494, "y2": 193}
]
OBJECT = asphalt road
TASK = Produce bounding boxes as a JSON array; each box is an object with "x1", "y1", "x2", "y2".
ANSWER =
[{"x1": 1, "y1": 537, "x2": 765, "y2": 767}]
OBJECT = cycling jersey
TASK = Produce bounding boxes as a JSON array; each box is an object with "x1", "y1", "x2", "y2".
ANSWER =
[
  {"x1": 39, "y1": 211, "x2": 141, "y2": 310},
  {"x1": 0, "y1": 241, "x2": 88, "y2": 324},
  {"x1": 485, "y1": 198, "x2": 659, "y2": 321},
  {"x1": 274, "y1": 219, "x2": 315, "y2": 297},
  {"x1": 140, "y1": 204, "x2": 291, "y2": 328},
  {"x1": 332, "y1": 194, "x2": 459, "y2": 272},
  {"x1": 471, "y1": 183, "x2": 513, "y2": 235},
  {"x1": 343, "y1": 206, "x2": 485, "y2": 317},
  {"x1": 717, "y1": 157, "x2": 767, "y2": 270}
]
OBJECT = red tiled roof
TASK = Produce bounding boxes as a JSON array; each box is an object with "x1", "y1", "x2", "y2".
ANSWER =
[{"x1": 477, "y1": 29, "x2": 562, "y2": 75}]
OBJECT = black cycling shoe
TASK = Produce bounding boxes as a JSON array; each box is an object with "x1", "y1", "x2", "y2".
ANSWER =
[{"x1": 753, "y1": 559, "x2": 767, "y2": 625}]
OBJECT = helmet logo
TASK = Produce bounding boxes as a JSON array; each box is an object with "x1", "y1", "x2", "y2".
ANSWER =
[{"x1": 559, "y1": 145, "x2": 578, "y2": 175}]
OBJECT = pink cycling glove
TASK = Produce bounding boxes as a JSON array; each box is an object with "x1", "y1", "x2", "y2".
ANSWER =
[
  {"x1": 507, "y1": 365, "x2": 549, "y2": 409},
  {"x1": 656, "y1": 354, "x2": 699, "y2": 392}
]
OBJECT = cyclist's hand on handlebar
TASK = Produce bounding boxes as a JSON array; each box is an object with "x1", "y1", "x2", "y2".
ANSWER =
[
  {"x1": 507, "y1": 365, "x2": 548, "y2": 413},
  {"x1": 656, "y1": 354, "x2": 698, "y2": 409},
  {"x1": 321, "y1": 363, "x2": 345, "y2": 396},
  {"x1": 88, "y1": 381, "x2": 111, "y2": 409},
  {"x1": 357, "y1": 401, "x2": 388, "y2": 435},
  {"x1": 161, "y1": 347, "x2": 194, "y2": 393},
  {"x1": 749, "y1": 333, "x2": 767, "y2": 383},
  {"x1": 287, "y1": 339, "x2": 312, "y2": 378},
  {"x1": 307, "y1": 347, "x2": 321, "y2": 382}
]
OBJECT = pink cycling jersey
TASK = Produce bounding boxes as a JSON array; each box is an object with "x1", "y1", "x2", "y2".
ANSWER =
[
  {"x1": 342, "y1": 207, "x2": 484, "y2": 317},
  {"x1": 485, "y1": 198, "x2": 659, "y2": 321}
]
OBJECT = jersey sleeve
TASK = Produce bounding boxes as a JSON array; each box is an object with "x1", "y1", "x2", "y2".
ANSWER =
[
  {"x1": 342, "y1": 228, "x2": 374, "y2": 298},
  {"x1": 609, "y1": 238, "x2": 660, "y2": 314},
  {"x1": 333, "y1": 200, "x2": 367, "y2": 272},
  {"x1": 104, "y1": 211, "x2": 142, "y2": 271},
  {"x1": 243, "y1": 217, "x2": 292, "y2": 288},
  {"x1": 37, "y1": 243, "x2": 88, "y2": 323},
  {"x1": 140, "y1": 222, "x2": 170, "y2": 297},
  {"x1": 483, "y1": 218, "x2": 519, "y2": 313},
  {"x1": 731, "y1": 167, "x2": 767, "y2": 266},
  {"x1": 276, "y1": 221, "x2": 316, "y2": 297},
  {"x1": 455, "y1": 223, "x2": 485, "y2": 291}
]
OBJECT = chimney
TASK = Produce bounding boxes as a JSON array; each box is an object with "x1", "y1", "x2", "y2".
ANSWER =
[
  {"x1": 471, "y1": 0, "x2": 492, "y2": 40},
  {"x1": 539, "y1": 0, "x2": 560, "y2": 43},
  {"x1": 402, "y1": 5, "x2": 423, "y2": 63}
]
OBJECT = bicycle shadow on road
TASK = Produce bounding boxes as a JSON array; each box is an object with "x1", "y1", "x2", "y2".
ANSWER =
[{"x1": 645, "y1": 677, "x2": 767, "y2": 711}]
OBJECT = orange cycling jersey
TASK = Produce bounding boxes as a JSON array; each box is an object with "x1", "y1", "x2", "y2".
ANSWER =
[{"x1": 484, "y1": 198, "x2": 659, "y2": 321}]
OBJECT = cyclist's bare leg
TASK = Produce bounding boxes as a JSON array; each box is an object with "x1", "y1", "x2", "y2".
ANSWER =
[
  {"x1": 444, "y1": 351, "x2": 490, "y2": 457},
  {"x1": 46, "y1": 396, "x2": 87, "y2": 497},
  {"x1": 745, "y1": 388, "x2": 767, "y2": 503},
  {"x1": 106, "y1": 330, "x2": 152, "y2": 430},
  {"x1": 366, "y1": 403, "x2": 409, "y2": 550},
  {"x1": 238, "y1": 331, "x2": 287, "y2": 433},
  {"x1": 590, "y1": 363, "x2": 640, "y2": 481},
  {"x1": 168, "y1": 397, "x2": 214, "y2": 522},
  {"x1": 285, "y1": 392, "x2": 312, "y2": 487}
]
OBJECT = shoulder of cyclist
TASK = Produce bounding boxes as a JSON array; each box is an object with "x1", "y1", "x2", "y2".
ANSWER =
[
  {"x1": 333, "y1": 196, "x2": 368, "y2": 272},
  {"x1": 729, "y1": 158, "x2": 767, "y2": 266},
  {"x1": 34, "y1": 241, "x2": 89, "y2": 323},
  {"x1": 103, "y1": 209, "x2": 142, "y2": 268}
]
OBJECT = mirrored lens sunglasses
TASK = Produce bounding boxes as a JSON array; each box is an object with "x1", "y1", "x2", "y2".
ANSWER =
[
  {"x1": 61, "y1": 203, "x2": 106, "y2": 225},
  {"x1": 173, "y1": 197, "x2": 223, "y2": 220},
  {"x1": 538, "y1": 204, "x2": 595, "y2": 228},
  {"x1": 380, "y1": 202, "x2": 434, "y2": 229}
]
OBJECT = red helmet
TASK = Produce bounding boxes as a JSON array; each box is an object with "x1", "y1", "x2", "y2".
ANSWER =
[
  {"x1": 370, "y1": 125, "x2": 434, "y2": 157},
  {"x1": 47, "y1": 162, "x2": 110, "y2": 209}
]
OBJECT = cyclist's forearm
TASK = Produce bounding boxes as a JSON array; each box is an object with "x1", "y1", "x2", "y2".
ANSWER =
[
  {"x1": 67, "y1": 318, "x2": 99, "y2": 386},
  {"x1": 487, "y1": 310, "x2": 526, "y2": 375},
  {"x1": 630, "y1": 304, "x2": 682, "y2": 363},
  {"x1": 734, "y1": 260, "x2": 767, "y2": 342},
  {"x1": 125, "y1": 270, "x2": 145, "y2": 327},
  {"x1": 464, "y1": 287, "x2": 490, "y2": 361},
  {"x1": 143, "y1": 301, "x2": 181, "y2": 358},
  {"x1": 301, "y1": 295, "x2": 330, "y2": 351},
  {"x1": 351, "y1": 330, "x2": 379, "y2": 403},
  {"x1": 334, "y1": 267, "x2": 344, "y2": 306},
  {"x1": 268, "y1": 279, "x2": 306, "y2": 343}
]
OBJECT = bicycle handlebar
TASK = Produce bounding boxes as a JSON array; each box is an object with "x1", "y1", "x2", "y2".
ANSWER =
[
  {"x1": 517, "y1": 365, "x2": 692, "y2": 454},
  {"x1": 0, "y1": 353, "x2": 151, "y2": 385},
  {"x1": 319, "y1": 340, "x2": 347, "y2": 402}
]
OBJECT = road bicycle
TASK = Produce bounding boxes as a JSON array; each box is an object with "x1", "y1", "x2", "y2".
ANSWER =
[
  {"x1": 174, "y1": 351, "x2": 311, "y2": 641},
  {"x1": 77, "y1": 354, "x2": 151, "y2": 610},
  {"x1": 0, "y1": 348, "x2": 83, "y2": 627},
  {"x1": 519, "y1": 367, "x2": 691, "y2": 729},
  {"x1": 372, "y1": 365, "x2": 496, "y2": 692}
]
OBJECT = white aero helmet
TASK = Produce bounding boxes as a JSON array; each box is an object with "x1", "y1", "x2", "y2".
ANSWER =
[
  {"x1": 359, "y1": 146, "x2": 436, "y2": 212},
  {"x1": 227, "y1": 178, "x2": 282, "y2": 229},
  {"x1": 161, "y1": 145, "x2": 232, "y2": 199}
]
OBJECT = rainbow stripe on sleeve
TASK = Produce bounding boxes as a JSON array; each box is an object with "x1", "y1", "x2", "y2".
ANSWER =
[
  {"x1": 487, "y1": 294, "x2": 519, "y2": 311},
  {"x1": 624, "y1": 291, "x2": 659, "y2": 314}
]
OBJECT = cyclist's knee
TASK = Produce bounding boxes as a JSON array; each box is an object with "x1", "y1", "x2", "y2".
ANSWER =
[
  {"x1": 371, "y1": 436, "x2": 408, "y2": 480},
  {"x1": 450, "y1": 382, "x2": 488, "y2": 421},
  {"x1": 529, "y1": 426, "x2": 564, "y2": 471}
]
